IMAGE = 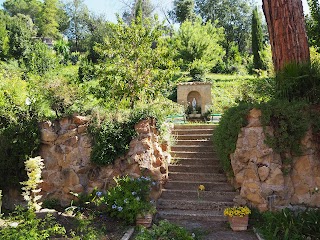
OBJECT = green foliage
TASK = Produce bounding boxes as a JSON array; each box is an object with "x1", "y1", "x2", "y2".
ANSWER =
[
  {"x1": 0, "y1": 70, "x2": 40, "y2": 190},
  {"x1": 196, "y1": 0, "x2": 253, "y2": 55},
  {"x1": 171, "y1": 0, "x2": 196, "y2": 23},
  {"x1": 259, "y1": 100, "x2": 310, "y2": 164},
  {"x1": 24, "y1": 41, "x2": 57, "y2": 75},
  {"x1": 213, "y1": 103, "x2": 252, "y2": 175},
  {"x1": 20, "y1": 156, "x2": 45, "y2": 211},
  {"x1": 38, "y1": 0, "x2": 60, "y2": 39},
  {"x1": 53, "y1": 39, "x2": 70, "y2": 64},
  {"x1": 275, "y1": 62, "x2": 320, "y2": 104},
  {"x1": 6, "y1": 14, "x2": 36, "y2": 59},
  {"x1": 64, "y1": 0, "x2": 90, "y2": 52},
  {"x1": 105, "y1": 176, "x2": 154, "y2": 224},
  {"x1": 306, "y1": 0, "x2": 320, "y2": 52},
  {"x1": 254, "y1": 208, "x2": 320, "y2": 240},
  {"x1": 251, "y1": 7, "x2": 265, "y2": 70},
  {"x1": 89, "y1": 118, "x2": 136, "y2": 166},
  {"x1": 0, "y1": 207, "x2": 67, "y2": 240},
  {"x1": 95, "y1": 15, "x2": 176, "y2": 109},
  {"x1": 210, "y1": 74, "x2": 274, "y2": 113},
  {"x1": 174, "y1": 18, "x2": 225, "y2": 73},
  {"x1": 89, "y1": 100, "x2": 181, "y2": 166},
  {"x1": 135, "y1": 220, "x2": 195, "y2": 240}
]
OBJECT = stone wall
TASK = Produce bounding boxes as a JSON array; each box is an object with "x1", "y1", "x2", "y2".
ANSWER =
[
  {"x1": 231, "y1": 109, "x2": 320, "y2": 211},
  {"x1": 39, "y1": 116, "x2": 170, "y2": 206}
]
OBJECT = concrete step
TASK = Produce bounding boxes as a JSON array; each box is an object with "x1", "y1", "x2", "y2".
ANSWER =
[
  {"x1": 174, "y1": 124, "x2": 216, "y2": 130},
  {"x1": 157, "y1": 209, "x2": 227, "y2": 222},
  {"x1": 161, "y1": 189, "x2": 236, "y2": 200},
  {"x1": 172, "y1": 158, "x2": 220, "y2": 166},
  {"x1": 174, "y1": 139, "x2": 212, "y2": 146},
  {"x1": 157, "y1": 199, "x2": 234, "y2": 211},
  {"x1": 173, "y1": 129, "x2": 214, "y2": 135},
  {"x1": 174, "y1": 134, "x2": 213, "y2": 140},
  {"x1": 168, "y1": 172, "x2": 227, "y2": 182},
  {"x1": 171, "y1": 151, "x2": 216, "y2": 159},
  {"x1": 164, "y1": 181, "x2": 234, "y2": 191},
  {"x1": 168, "y1": 165, "x2": 220, "y2": 173},
  {"x1": 171, "y1": 145, "x2": 214, "y2": 152},
  {"x1": 160, "y1": 189, "x2": 236, "y2": 201}
]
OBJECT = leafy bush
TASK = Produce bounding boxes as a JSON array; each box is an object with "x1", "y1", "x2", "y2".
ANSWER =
[
  {"x1": 213, "y1": 103, "x2": 253, "y2": 175},
  {"x1": 260, "y1": 100, "x2": 309, "y2": 156},
  {"x1": 275, "y1": 61, "x2": 320, "y2": 104},
  {"x1": 105, "y1": 176, "x2": 155, "y2": 224},
  {"x1": 0, "y1": 71, "x2": 40, "y2": 190},
  {"x1": 89, "y1": 119, "x2": 136, "y2": 166},
  {"x1": 90, "y1": 100, "x2": 182, "y2": 166},
  {"x1": 254, "y1": 208, "x2": 320, "y2": 240},
  {"x1": 0, "y1": 207, "x2": 67, "y2": 239},
  {"x1": 24, "y1": 41, "x2": 57, "y2": 75},
  {"x1": 135, "y1": 220, "x2": 195, "y2": 240}
]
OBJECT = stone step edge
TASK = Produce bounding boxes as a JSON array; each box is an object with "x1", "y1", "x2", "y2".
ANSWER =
[
  {"x1": 157, "y1": 199, "x2": 234, "y2": 205},
  {"x1": 161, "y1": 189, "x2": 235, "y2": 194},
  {"x1": 164, "y1": 180, "x2": 232, "y2": 185}
]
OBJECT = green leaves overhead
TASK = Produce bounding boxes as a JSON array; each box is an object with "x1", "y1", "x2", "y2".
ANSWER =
[{"x1": 95, "y1": 16, "x2": 177, "y2": 108}]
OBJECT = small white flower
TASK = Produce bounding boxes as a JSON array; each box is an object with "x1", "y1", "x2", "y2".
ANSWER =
[{"x1": 25, "y1": 97, "x2": 31, "y2": 106}]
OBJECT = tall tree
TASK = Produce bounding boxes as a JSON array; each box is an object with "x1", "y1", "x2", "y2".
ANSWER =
[
  {"x1": 95, "y1": 13, "x2": 176, "y2": 109},
  {"x1": 174, "y1": 18, "x2": 225, "y2": 70},
  {"x1": 306, "y1": 0, "x2": 320, "y2": 51},
  {"x1": 38, "y1": 0, "x2": 59, "y2": 39},
  {"x1": 6, "y1": 14, "x2": 36, "y2": 59},
  {"x1": 3, "y1": 0, "x2": 42, "y2": 24},
  {"x1": 262, "y1": 0, "x2": 310, "y2": 71},
  {"x1": 64, "y1": 0, "x2": 89, "y2": 52},
  {"x1": 122, "y1": 0, "x2": 155, "y2": 24},
  {"x1": 171, "y1": 0, "x2": 196, "y2": 23},
  {"x1": 195, "y1": 0, "x2": 252, "y2": 54},
  {"x1": 251, "y1": 6, "x2": 265, "y2": 70}
]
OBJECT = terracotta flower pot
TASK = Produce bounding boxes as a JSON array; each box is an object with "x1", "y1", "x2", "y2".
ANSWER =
[
  {"x1": 136, "y1": 213, "x2": 153, "y2": 228},
  {"x1": 228, "y1": 215, "x2": 249, "y2": 231}
]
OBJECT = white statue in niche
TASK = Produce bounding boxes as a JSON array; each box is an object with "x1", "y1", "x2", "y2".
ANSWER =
[{"x1": 192, "y1": 98, "x2": 196, "y2": 111}]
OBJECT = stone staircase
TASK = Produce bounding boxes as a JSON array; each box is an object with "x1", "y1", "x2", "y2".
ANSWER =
[{"x1": 157, "y1": 124, "x2": 237, "y2": 229}]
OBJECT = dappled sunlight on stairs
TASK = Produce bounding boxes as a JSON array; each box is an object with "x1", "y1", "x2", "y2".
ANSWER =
[{"x1": 157, "y1": 124, "x2": 237, "y2": 229}]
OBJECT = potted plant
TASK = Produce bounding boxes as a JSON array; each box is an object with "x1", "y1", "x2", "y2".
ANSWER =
[
  {"x1": 223, "y1": 206, "x2": 251, "y2": 231},
  {"x1": 136, "y1": 205, "x2": 157, "y2": 228}
]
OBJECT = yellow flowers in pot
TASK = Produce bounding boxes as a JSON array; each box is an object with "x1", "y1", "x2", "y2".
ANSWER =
[{"x1": 224, "y1": 206, "x2": 251, "y2": 217}]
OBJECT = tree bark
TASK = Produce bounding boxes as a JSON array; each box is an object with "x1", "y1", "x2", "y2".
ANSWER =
[{"x1": 262, "y1": 0, "x2": 310, "y2": 72}]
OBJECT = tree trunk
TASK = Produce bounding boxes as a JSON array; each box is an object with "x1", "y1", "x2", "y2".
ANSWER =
[{"x1": 262, "y1": 0, "x2": 310, "y2": 72}]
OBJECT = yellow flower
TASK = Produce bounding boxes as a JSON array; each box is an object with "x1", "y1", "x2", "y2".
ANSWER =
[
  {"x1": 198, "y1": 185, "x2": 205, "y2": 191},
  {"x1": 223, "y1": 206, "x2": 251, "y2": 217}
]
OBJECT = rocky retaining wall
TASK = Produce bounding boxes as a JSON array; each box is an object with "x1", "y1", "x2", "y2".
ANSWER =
[
  {"x1": 39, "y1": 116, "x2": 170, "y2": 206},
  {"x1": 231, "y1": 109, "x2": 320, "y2": 211}
]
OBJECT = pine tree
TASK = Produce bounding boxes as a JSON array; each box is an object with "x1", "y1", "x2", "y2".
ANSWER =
[
  {"x1": 251, "y1": 7, "x2": 265, "y2": 70},
  {"x1": 171, "y1": 0, "x2": 196, "y2": 23},
  {"x1": 39, "y1": 0, "x2": 59, "y2": 39}
]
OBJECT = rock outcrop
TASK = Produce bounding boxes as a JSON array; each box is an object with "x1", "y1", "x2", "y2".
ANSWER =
[
  {"x1": 40, "y1": 116, "x2": 170, "y2": 206},
  {"x1": 231, "y1": 109, "x2": 320, "y2": 211}
]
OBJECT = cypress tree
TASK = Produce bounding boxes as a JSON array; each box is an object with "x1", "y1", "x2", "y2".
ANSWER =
[{"x1": 251, "y1": 7, "x2": 265, "y2": 70}]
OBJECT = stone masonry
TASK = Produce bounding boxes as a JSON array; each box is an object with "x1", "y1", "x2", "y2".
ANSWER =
[
  {"x1": 230, "y1": 109, "x2": 320, "y2": 211},
  {"x1": 39, "y1": 116, "x2": 170, "y2": 206}
]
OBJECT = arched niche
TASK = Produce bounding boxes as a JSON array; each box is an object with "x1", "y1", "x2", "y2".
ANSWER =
[{"x1": 177, "y1": 82, "x2": 212, "y2": 115}]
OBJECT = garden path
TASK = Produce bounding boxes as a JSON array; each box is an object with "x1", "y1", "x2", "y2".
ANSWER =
[{"x1": 157, "y1": 124, "x2": 257, "y2": 239}]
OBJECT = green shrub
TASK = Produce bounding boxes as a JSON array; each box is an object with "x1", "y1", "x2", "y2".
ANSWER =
[
  {"x1": 89, "y1": 118, "x2": 136, "y2": 166},
  {"x1": 90, "y1": 100, "x2": 182, "y2": 166},
  {"x1": 275, "y1": 62, "x2": 320, "y2": 104},
  {"x1": 254, "y1": 208, "x2": 320, "y2": 240},
  {"x1": 0, "y1": 207, "x2": 67, "y2": 239},
  {"x1": 105, "y1": 176, "x2": 154, "y2": 224},
  {"x1": 260, "y1": 100, "x2": 310, "y2": 156},
  {"x1": 0, "y1": 72, "x2": 40, "y2": 190},
  {"x1": 213, "y1": 103, "x2": 253, "y2": 175},
  {"x1": 135, "y1": 220, "x2": 195, "y2": 240}
]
